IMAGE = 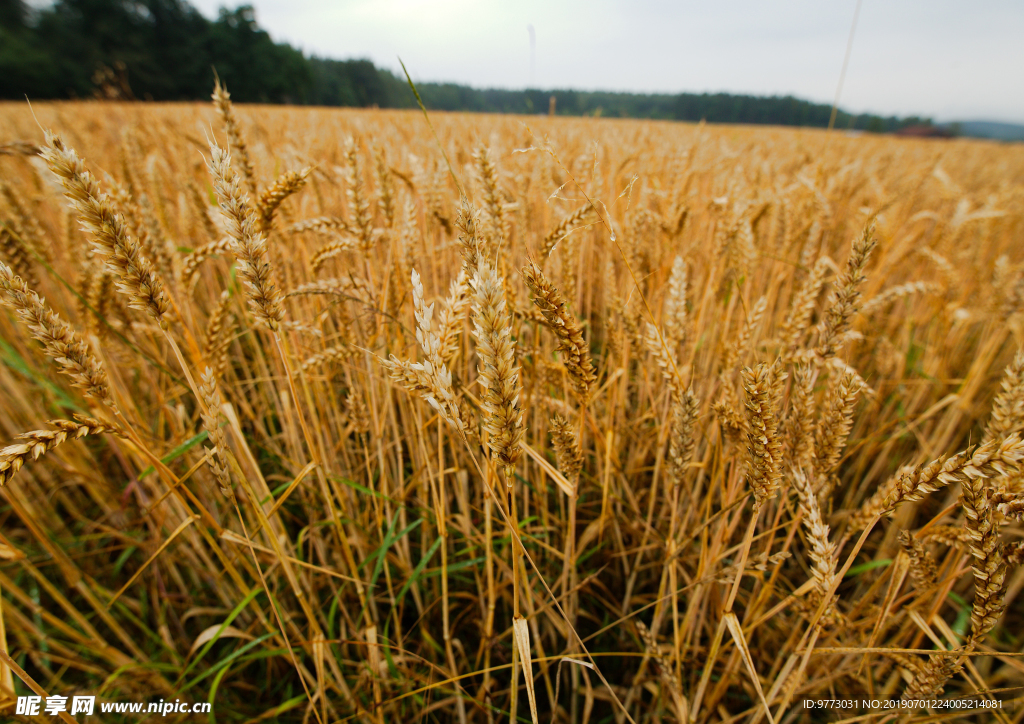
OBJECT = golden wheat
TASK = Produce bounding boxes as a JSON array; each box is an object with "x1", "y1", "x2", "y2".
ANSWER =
[{"x1": 0, "y1": 97, "x2": 1022, "y2": 722}]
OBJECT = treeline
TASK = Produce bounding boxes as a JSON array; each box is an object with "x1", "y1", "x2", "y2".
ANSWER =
[
  {"x1": 0, "y1": 0, "x2": 308, "y2": 102},
  {"x1": 2, "y1": 0, "x2": 929, "y2": 132},
  {"x1": 310, "y1": 58, "x2": 931, "y2": 133}
]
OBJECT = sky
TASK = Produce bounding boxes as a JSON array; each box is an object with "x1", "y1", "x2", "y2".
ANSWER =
[{"x1": 185, "y1": 0, "x2": 1024, "y2": 123}]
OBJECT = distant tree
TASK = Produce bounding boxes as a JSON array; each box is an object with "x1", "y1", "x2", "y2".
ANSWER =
[
  {"x1": 0, "y1": 0, "x2": 62, "y2": 98},
  {"x1": 208, "y1": 6, "x2": 310, "y2": 103},
  {"x1": 0, "y1": 0, "x2": 309, "y2": 102},
  {"x1": 0, "y1": 0, "x2": 27, "y2": 26}
]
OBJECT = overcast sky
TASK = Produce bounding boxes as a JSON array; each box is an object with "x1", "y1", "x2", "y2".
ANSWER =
[{"x1": 186, "y1": 0, "x2": 1024, "y2": 123}]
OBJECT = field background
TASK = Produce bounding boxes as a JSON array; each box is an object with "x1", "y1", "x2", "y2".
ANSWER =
[{"x1": 0, "y1": 100, "x2": 1023, "y2": 723}]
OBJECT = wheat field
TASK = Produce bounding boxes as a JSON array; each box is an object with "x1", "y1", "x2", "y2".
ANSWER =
[{"x1": 0, "y1": 94, "x2": 1023, "y2": 723}]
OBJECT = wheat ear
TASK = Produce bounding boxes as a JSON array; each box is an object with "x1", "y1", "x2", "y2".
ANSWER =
[
  {"x1": 207, "y1": 144, "x2": 284, "y2": 331},
  {"x1": 344, "y1": 138, "x2": 375, "y2": 251},
  {"x1": 522, "y1": 262, "x2": 597, "y2": 402},
  {"x1": 742, "y1": 359, "x2": 787, "y2": 509},
  {"x1": 0, "y1": 179, "x2": 49, "y2": 264},
  {"x1": 1003, "y1": 541, "x2": 1024, "y2": 568},
  {"x1": 288, "y1": 215, "x2": 351, "y2": 235},
  {"x1": 310, "y1": 236, "x2": 360, "y2": 274},
  {"x1": 40, "y1": 131, "x2": 170, "y2": 326},
  {"x1": 471, "y1": 262, "x2": 524, "y2": 481},
  {"x1": 902, "y1": 651, "x2": 963, "y2": 702},
  {"x1": 663, "y1": 255, "x2": 689, "y2": 348},
  {"x1": 212, "y1": 78, "x2": 257, "y2": 198},
  {"x1": 781, "y1": 256, "x2": 830, "y2": 356},
  {"x1": 540, "y1": 203, "x2": 594, "y2": 259},
  {"x1": 667, "y1": 386, "x2": 700, "y2": 489},
  {"x1": 301, "y1": 346, "x2": 355, "y2": 373},
  {"x1": 201, "y1": 290, "x2": 235, "y2": 379},
  {"x1": 549, "y1": 414, "x2": 583, "y2": 494},
  {"x1": 791, "y1": 469, "x2": 839, "y2": 620},
  {"x1": 882, "y1": 434, "x2": 1024, "y2": 513},
  {"x1": 785, "y1": 362, "x2": 817, "y2": 470},
  {"x1": 984, "y1": 349, "x2": 1024, "y2": 444},
  {"x1": 0, "y1": 262, "x2": 112, "y2": 405},
  {"x1": 455, "y1": 199, "x2": 482, "y2": 277},
  {"x1": 1, "y1": 417, "x2": 118, "y2": 486},
  {"x1": 182, "y1": 237, "x2": 233, "y2": 288},
  {"x1": 816, "y1": 225, "x2": 876, "y2": 360},
  {"x1": 0, "y1": 225, "x2": 37, "y2": 286},
  {"x1": 960, "y1": 472, "x2": 1007, "y2": 643},
  {"x1": 199, "y1": 368, "x2": 234, "y2": 501},
  {"x1": 813, "y1": 369, "x2": 860, "y2": 478},
  {"x1": 898, "y1": 530, "x2": 937, "y2": 587},
  {"x1": 723, "y1": 295, "x2": 767, "y2": 371},
  {"x1": 258, "y1": 167, "x2": 311, "y2": 232},
  {"x1": 474, "y1": 145, "x2": 508, "y2": 253},
  {"x1": 436, "y1": 270, "x2": 470, "y2": 363},
  {"x1": 860, "y1": 281, "x2": 939, "y2": 315},
  {"x1": 380, "y1": 270, "x2": 466, "y2": 436}
]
